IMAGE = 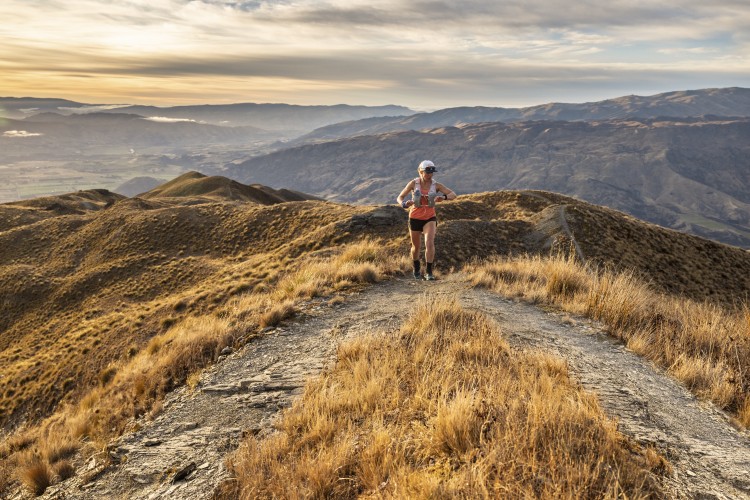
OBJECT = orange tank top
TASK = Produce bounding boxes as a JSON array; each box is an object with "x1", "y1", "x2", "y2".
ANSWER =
[{"x1": 409, "y1": 178, "x2": 438, "y2": 220}]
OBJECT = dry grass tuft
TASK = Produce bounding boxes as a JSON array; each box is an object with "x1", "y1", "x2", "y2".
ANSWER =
[
  {"x1": 467, "y1": 253, "x2": 750, "y2": 428},
  {"x1": 40, "y1": 433, "x2": 79, "y2": 464},
  {"x1": 52, "y1": 459, "x2": 75, "y2": 481},
  {"x1": 259, "y1": 301, "x2": 297, "y2": 328},
  {"x1": 0, "y1": 430, "x2": 34, "y2": 459},
  {"x1": 223, "y1": 297, "x2": 664, "y2": 499},
  {"x1": 337, "y1": 238, "x2": 387, "y2": 264},
  {"x1": 738, "y1": 397, "x2": 750, "y2": 429},
  {"x1": 19, "y1": 456, "x2": 52, "y2": 496},
  {"x1": 335, "y1": 262, "x2": 379, "y2": 284}
]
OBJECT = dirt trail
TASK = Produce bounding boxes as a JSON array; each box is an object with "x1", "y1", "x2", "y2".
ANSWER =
[{"x1": 37, "y1": 274, "x2": 750, "y2": 499}]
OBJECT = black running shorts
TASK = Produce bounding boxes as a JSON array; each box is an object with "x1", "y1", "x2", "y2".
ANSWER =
[{"x1": 409, "y1": 217, "x2": 437, "y2": 232}]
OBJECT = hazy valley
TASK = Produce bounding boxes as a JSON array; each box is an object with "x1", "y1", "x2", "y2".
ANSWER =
[{"x1": 0, "y1": 100, "x2": 413, "y2": 204}]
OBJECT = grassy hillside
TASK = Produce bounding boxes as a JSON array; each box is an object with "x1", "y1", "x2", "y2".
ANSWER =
[
  {"x1": 2, "y1": 180, "x2": 750, "y2": 496},
  {"x1": 3, "y1": 187, "x2": 750, "y2": 430},
  {"x1": 139, "y1": 171, "x2": 319, "y2": 204},
  {"x1": 0, "y1": 189, "x2": 124, "y2": 232},
  {"x1": 0, "y1": 198, "x2": 403, "y2": 430}
]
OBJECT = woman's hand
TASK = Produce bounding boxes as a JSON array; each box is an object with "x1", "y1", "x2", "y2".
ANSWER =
[
  {"x1": 401, "y1": 199, "x2": 414, "y2": 208},
  {"x1": 435, "y1": 195, "x2": 446, "y2": 202}
]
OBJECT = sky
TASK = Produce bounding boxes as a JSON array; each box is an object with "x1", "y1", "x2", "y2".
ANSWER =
[{"x1": 0, "y1": 0, "x2": 748, "y2": 110}]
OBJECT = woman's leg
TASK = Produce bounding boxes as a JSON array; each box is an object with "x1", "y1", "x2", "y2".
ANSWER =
[
  {"x1": 423, "y1": 221, "x2": 437, "y2": 264},
  {"x1": 410, "y1": 229, "x2": 423, "y2": 276}
]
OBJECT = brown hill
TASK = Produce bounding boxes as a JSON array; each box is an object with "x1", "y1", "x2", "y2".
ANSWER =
[
  {"x1": 0, "y1": 189, "x2": 125, "y2": 232},
  {"x1": 138, "y1": 171, "x2": 319, "y2": 204},
  {"x1": 0, "y1": 196, "x2": 376, "y2": 429},
  {"x1": 230, "y1": 117, "x2": 750, "y2": 248},
  {"x1": 2, "y1": 188, "x2": 749, "y2": 434},
  {"x1": 428, "y1": 190, "x2": 750, "y2": 304},
  {"x1": 114, "y1": 176, "x2": 166, "y2": 197}
]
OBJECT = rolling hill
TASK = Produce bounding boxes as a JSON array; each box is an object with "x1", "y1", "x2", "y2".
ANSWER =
[
  {"x1": 137, "y1": 171, "x2": 320, "y2": 204},
  {"x1": 0, "y1": 174, "x2": 365, "y2": 430},
  {"x1": 2, "y1": 176, "x2": 750, "y2": 433}
]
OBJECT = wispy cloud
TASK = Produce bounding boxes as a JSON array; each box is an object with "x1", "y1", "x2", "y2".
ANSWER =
[
  {"x1": 144, "y1": 116, "x2": 199, "y2": 123},
  {"x1": 0, "y1": 0, "x2": 747, "y2": 107},
  {"x1": 59, "y1": 105, "x2": 132, "y2": 113},
  {"x1": 3, "y1": 130, "x2": 44, "y2": 138}
]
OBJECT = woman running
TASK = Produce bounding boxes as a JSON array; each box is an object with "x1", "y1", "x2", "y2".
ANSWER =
[{"x1": 396, "y1": 160, "x2": 456, "y2": 280}]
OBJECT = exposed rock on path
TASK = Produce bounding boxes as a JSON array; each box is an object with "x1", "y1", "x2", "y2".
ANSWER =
[{"x1": 39, "y1": 275, "x2": 750, "y2": 499}]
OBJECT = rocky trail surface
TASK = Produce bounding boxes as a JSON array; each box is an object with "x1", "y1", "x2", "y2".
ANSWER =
[{"x1": 36, "y1": 274, "x2": 750, "y2": 499}]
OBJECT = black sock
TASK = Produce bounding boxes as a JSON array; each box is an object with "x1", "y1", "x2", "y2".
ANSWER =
[
  {"x1": 426, "y1": 262, "x2": 433, "y2": 274},
  {"x1": 413, "y1": 260, "x2": 421, "y2": 273}
]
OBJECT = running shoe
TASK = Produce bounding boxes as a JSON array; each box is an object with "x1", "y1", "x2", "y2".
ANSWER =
[{"x1": 424, "y1": 273, "x2": 435, "y2": 281}]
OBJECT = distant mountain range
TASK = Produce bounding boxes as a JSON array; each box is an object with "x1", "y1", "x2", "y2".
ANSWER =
[
  {"x1": 3, "y1": 87, "x2": 750, "y2": 248},
  {"x1": 230, "y1": 116, "x2": 750, "y2": 248},
  {"x1": 296, "y1": 87, "x2": 750, "y2": 143},
  {"x1": 0, "y1": 98, "x2": 414, "y2": 135}
]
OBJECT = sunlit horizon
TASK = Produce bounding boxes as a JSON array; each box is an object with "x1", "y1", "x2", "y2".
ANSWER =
[{"x1": 1, "y1": 1, "x2": 748, "y2": 110}]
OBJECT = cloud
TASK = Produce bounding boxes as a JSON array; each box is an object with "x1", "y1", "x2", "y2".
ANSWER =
[
  {"x1": 3, "y1": 130, "x2": 43, "y2": 138},
  {"x1": 59, "y1": 105, "x2": 132, "y2": 113},
  {"x1": 0, "y1": 0, "x2": 747, "y2": 107},
  {"x1": 143, "y1": 116, "x2": 198, "y2": 123}
]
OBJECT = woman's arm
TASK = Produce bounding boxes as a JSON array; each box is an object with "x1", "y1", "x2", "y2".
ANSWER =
[
  {"x1": 436, "y1": 183, "x2": 456, "y2": 201},
  {"x1": 396, "y1": 180, "x2": 416, "y2": 207}
]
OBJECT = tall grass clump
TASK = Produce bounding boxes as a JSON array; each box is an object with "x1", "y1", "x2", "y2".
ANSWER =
[
  {"x1": 60, "y1": 315, "x2": 235, "y2": 449},
  {"x1": 222, "y1": 297, "x2": 665, "y2": 499},
  {"x1": 19, "y1": 457, "x2": 52, "y2": 496},
  {"x1": 467, "y1": 253, "x2": 750, "y2": 428},
  {"x1": 9, "y1": 423, "x2": 80, "y2": 496},
  {"x1": 239, "y1": 238, "x2": 399, "y2": 305}
]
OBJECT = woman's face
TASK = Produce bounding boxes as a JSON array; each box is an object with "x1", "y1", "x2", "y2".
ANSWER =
[{"x1": 419, "y1": 170, "x2": 434, "y2": 181}]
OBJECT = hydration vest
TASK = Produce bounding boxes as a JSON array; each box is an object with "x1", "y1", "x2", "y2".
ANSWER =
[{"x1": 412, "y1": 177, "x2": 438, "y2": 208}]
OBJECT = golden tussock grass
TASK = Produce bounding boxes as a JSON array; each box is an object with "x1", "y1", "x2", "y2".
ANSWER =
[
  {"x1": 52, "y1": 459, "x2": 75, "y2": 481},
  {"x1": 10, "y1": 422, "x2": 79, "y2": 496},
  {"x1": 66, "y1": 314, "x2": 236, "y2": 448},
  {"x1": 19, "y1": 457, "x2": 52, "y2": 496},
  {"x1": 259, "y1": 301, "x2": 297, "y2": 328},
  {"x1": 467, "y1": 253, "x2": 750, "y2": 428},
  {"x1": 0, "y1": 198, "x2": 371, "y2": 433},
  {"x1": 222, "y1": 298, "x2": 664, "y2": 499},
  {"x1": 1, "y1": 238, "x2": 403, "y2": 496}
]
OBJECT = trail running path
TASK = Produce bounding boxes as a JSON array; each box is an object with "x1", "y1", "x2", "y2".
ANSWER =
[{"x1": 38, "y1": 274, "x2": 750, "y2": 499}]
